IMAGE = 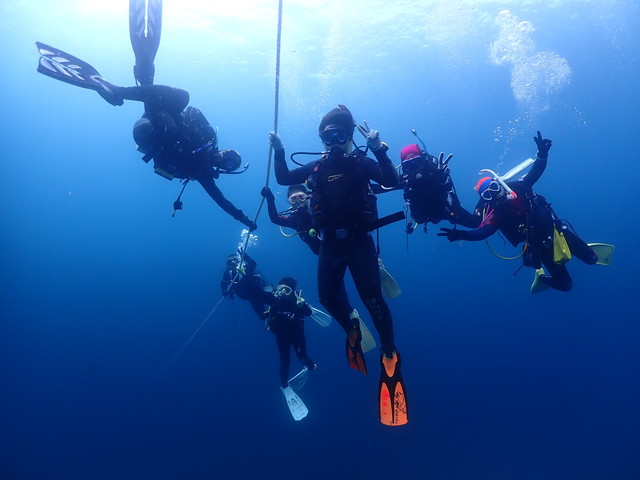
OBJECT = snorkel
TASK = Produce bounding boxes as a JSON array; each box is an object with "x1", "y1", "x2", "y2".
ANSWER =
[
  {"x1": 478, "y1": 168, "x2": 517, "y2": 200},
  {"x1": 411, "y1": 129, "x2": 428, "y2": 155},
  {"x1": 409, "y1": 129, "x2": 453, "y2": 169}
]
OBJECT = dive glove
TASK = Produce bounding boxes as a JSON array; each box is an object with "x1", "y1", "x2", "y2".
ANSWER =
[
  {"x1": 438, "y1": 227, "x2": 464, "y2": 242},
  {"x1": 357, "y1": 121, "x2": 383, "y2": 152},
  {"x1": 268, "y1": 132, "x2": 284, "y2": 151},
  {"x1": 533, "y1": 130, "x2": 552, "y2": 159},
  {"x1": 260, "y1": 186, "x2": 275, "y2": 201}
]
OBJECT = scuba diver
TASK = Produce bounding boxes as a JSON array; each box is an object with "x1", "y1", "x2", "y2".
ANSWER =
[
  {"x1": 399, "y1": 138, "x2": 477, "y2": 233},
  {"x1": 35, "y1": 0, "x2": 255, "y2": 229},
  {"x1": 261, "y1": 184, "x2": 381, "y2": 351},
  {"x1": 261, "y1": 183, "x2": 401, "y2": 300},
  {"x1": 261, "y1": 184, "x2": 320, "y2": 254},
  {"x1": 438, "y1": 131, "x2": 612, "y2": 293},
  {"x1": 265, "y1": 277, "x2": 317, "y2": 421},
  {"x1": 269, "y1": 105, "x2": 408, "y2": 426},
  {"x1": 265, "y1": 277, "x2": 316, "y2": 389},
  {"x1": 220, "y1": 251, "x2": 272, "y2": 320}
]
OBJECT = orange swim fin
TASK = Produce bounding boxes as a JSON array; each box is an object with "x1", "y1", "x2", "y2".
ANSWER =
[
  {"x1": 346, "y1": 326, "x2": 367, "y2": 375},
  {"x1": 379, "y1": 351, "x2": 408, "y2": 426}
]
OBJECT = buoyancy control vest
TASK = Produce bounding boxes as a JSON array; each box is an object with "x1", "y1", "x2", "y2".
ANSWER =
[
  {"x1": 476, "y1": 181, "x2": 556, "y2": 248},
  {"x1": 151, "y1": 106, "x2": 218, "y2": 180},
  {"x1": 308, "y1": 151, "x2": 378, "y2": 232},
  {"x1": 401, "y1": 154, "x2": 453, "y2": 224}
]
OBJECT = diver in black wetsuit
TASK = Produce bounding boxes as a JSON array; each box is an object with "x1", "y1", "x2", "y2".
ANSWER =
[
  {"x1": 265, "y1": 277, "x2": 316, "y2": 389},
  {"x1": 439, "y1": 131, "x2": 598, "y2": 293},
  {"x1": 399, "y1": 142, "x2": 477, "y2": 233},
  {"x1": 120, "y1": 85, "x2": 255, "y2": 228},
  {"x1": 122, "y1": 0, "x2": 255, "y2": 227},
  {"x1": 261, "y1": 184, "x2": 319, "y2": 254},
  {"x1": 35, "y1": 0, "x2": 255, "y2": 229},
  {"x1": 261, "y1": 183, "x2": 356, "y2": 311},
  {"x1": 269, "y1": 105, "x2": 408, "y2": 426},
  {"x1": 221, "y1": 252, "x2": 272, "y2": 320}
]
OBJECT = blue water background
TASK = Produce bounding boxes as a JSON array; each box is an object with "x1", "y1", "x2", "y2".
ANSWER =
[{"x1": 1, "y1": 1, "x2": 639, "y2": 479}]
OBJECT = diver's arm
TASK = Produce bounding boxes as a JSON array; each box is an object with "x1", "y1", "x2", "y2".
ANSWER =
[
  {"x1": 299, "y1": 302, "x2": 312, "y2": 317},
  {"x1": 439, "y1": 223, "x2": 498, "y2": 242},
  {"x1": 268, "y1": 201, "x2": 297, "y2": 229},
  {"x1": 521, "y1": 156, "x2": 547, "y2": 189},
  {"x1": 449, "y1": 190, "x2": 482, "y2": 228},
  {"x1": 121, "y1": 85, "x2": 189, "y2": 113},
  {"x1": 264, "y1": 188, "x2": 288, "y2": 226},
  {"x1": 452, "y1": 206, "x2": 482, "y2": 229},
  {"x1": 196, "y1": 176, "x2": 254, "y2": 227},
  {"x1": 273, "y1": 148, "x2": 315, "y2": 185},
  {"x1": 522, "y1": 131, "x2": 551, "y2": 188},
  {"x1": 261, "y1": 186, "x2": 297, "y2": 228},
  {"x1": 460, "y1": 224, "x2": 498, "y2": 241},
  {"x1": 367, "y1": 147, "x2": 400, "y2": 188}
]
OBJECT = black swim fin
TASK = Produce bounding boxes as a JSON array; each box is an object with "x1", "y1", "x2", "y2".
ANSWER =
[
  {"x1": 36, "y1": 42, "x2": 109, "y2": 91},
  {"x1": 36, "y1": 42, "x2": 124, "y2": 106},
  {"x1": 129, "y1": 0, "x2": 163, "y2": 85}
]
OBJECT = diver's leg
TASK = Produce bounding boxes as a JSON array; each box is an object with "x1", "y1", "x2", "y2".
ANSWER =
[
  {"x1": 563, "y1": 228, "x2": 598, "y2": 265},
  {"x1": 337, "y1": 280, "x2": 353, "y2": 312},
  {"x1": 540, "y1": 257, "x2": 573, "y2": 291},
  {"x1": 319, "y1": 238, "x2": 367, "y2": 373},
  {"x1": 275, "y1": 332, "x2": 291, "y2": 389},
  {"x1": 349, "y1": 235, "x2": 396, "y2": 356},
  {"x1": 317, "y1": 240, "x2": 352, "y2": 334},
  {"x1": 129, "y1": 0, "x2": 163, "y2": 85},
  {"x1": 292, "y1": 321, "x2": 315, "y2": 370}
]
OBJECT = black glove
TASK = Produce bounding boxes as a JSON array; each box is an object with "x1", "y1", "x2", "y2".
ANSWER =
[
  {"x1": 243, "y1": 217, "x2": 257, "y2": 231},
  {"x1": 437, "y1": 227, "x2": 464, "y2": 242},
  {"x1": 261, "y1": 186, "x2": 275, "y2": 201},
  {"x1": 268, "y1": 132, "x2": 284, "y2": 151},
  {"x1": 533, "y1": 130, "x2": 552, "y2": 159},
  {"x1": 97, "y1": 82, "x2": 124, "y2": 106},
  {"x1": 406, "y1": 221, "x2": 415, "y2": 235}
]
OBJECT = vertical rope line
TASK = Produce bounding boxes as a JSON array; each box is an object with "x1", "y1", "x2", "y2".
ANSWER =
[
  {"x1": 168, "y1": 1, "x2": 285, "y2": 367},
  {"x1": 249, "y1": 0, "x2": 283, "y2": 227}
]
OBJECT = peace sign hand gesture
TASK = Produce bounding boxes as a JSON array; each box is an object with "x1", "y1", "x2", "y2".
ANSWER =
[{"x1": 357, "y1": 120, "x2": 383, "y2": 152}]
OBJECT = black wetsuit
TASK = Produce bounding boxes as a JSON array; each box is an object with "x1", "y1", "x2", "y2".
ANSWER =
[
  {"x1": 264, "y1": 199, "x2": 320, "y2": 254},
  {"x1": 451, "y1": 155, "x2": 597, "y2": 291},
  {"x1": 266, "y1": 294, "x2": 315, "y2": 388},
  {"x1": 274, "y1": 147, "x2": 399, "y2": 355},
  {"x1": 222, "y1": 254, "x2": 272, "y2": 320},
  {"x1": 264, "y1": 196, "x2": 355, "y2": 311},
  {"x1": 120, "y1": 85, "x2": 253, "y2": 227}
]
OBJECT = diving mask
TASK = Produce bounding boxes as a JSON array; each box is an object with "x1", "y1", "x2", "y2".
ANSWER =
[
  {"x1": 288, "y1": 192, "x2": 308, "y2": 205},
  {"x1": 479, "y1": 180, "x2": 502, "y2": 201},
  {"x1": 320, "y1": 127, "x2": 350, "y2": 146},
  {"x1": 276, "y1": 284, "x2": 293, "y2": 296}
]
